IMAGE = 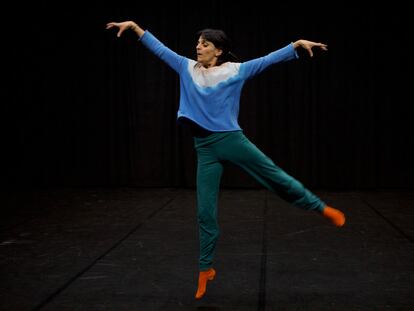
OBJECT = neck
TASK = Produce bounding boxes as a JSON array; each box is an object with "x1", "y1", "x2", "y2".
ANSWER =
[{"x1": 202, "y1": 59, "x2": 218, "y2": 68}]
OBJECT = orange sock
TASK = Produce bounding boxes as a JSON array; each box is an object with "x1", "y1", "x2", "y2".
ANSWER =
[
  {"x1": 322, "y1": 205, "x2": 345, "y2": 227},
  {"x1": 195, "y1": 268, "x2": 216, "y2": 299}
]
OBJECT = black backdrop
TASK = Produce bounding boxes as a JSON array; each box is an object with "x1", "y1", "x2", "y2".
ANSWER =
[{"x1": 2, "y1": 2, "x2": 413, "y2": 190}]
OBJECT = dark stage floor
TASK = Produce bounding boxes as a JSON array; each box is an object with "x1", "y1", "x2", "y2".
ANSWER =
[{"x1": 1, "y1": 188, "x2": 413, "y2": 310}]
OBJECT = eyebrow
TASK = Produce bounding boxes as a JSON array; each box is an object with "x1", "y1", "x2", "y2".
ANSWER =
[{"x1": 198, "y1": 38, "x2": 212, "y2": 44}]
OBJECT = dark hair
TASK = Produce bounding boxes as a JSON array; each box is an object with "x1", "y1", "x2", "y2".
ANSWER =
[{"x1": 197, "y1": 28, "x2": 239, "y2": 65}]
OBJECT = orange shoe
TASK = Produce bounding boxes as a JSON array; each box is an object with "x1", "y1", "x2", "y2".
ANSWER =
[
  {"x1": 195, "y1": 268, "x2": 216, "y2": 299},
  {"x1": 322, "y1": 206, "x2": 345, "y2": 227}
]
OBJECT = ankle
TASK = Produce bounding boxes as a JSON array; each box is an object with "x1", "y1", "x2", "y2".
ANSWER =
[
  {"x1": 195, "y1": 268, "x2": 216, "y2": 299},
  {"x1": 322, "y1": 205, "x2": 345, "y2": 227}
]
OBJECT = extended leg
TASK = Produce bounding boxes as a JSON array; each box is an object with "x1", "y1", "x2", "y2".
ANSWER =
[
  {"x1": 195, "y1": 147, "x2": 223, "y2": 298},
  {"x1": 219, "y1": 132, "x2": 345, "y2": 226}
]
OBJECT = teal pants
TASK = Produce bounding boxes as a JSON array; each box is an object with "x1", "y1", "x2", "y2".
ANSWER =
[{"x1": 194, "y1": 131, "x2": 326, "y2": 271}]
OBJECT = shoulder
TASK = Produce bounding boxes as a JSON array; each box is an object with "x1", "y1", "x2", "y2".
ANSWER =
[{"x1": 216, "y1": 62, "x2": 241, "y2": 75}]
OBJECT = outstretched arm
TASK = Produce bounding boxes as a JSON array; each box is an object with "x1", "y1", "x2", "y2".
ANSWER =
[
  {"x1": 241, "y1": 39, "x2": 328, "y2": 79},
  {"x1": 293, "y1": 39, "x2": 328, "y2": 57},
  {"x1": 106, "y1": 21, "x2": 145, "y2": 38},
  {"x1": 106, "y1": 20, "x2": 186, "y2": 73}
]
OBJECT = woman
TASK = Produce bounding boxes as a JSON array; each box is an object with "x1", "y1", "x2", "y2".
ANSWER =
[{"x1": 106, "y1": 21, "x2": 345, "y2": 299}]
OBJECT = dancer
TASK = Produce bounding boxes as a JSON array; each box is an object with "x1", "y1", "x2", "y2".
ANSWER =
[{"x1": 106, "y1": 21, "x2": 346, "y2": 299}]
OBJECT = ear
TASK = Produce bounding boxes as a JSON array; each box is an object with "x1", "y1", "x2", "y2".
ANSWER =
[{"x1": 215, "y1": 48, "x2": 223, "y2": 57}]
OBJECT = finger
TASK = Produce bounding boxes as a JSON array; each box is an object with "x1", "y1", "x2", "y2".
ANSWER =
[
  {"x1": 319, "y1": 43, "x2": 328, "y2": 50},
  {"x1": 308, "y1": 48, "x2": 314, "y2": 57},
  {"x1": 117, "y1": 30, "x2": 123, "y2": 37}
]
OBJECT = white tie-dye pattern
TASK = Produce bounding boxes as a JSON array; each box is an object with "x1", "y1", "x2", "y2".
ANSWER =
[{"x1": 188, "y1": 60, "x2": 240, "y2": 88}]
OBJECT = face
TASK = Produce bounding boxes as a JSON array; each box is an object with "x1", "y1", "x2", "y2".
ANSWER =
[{"x1": 196, "y1": 36, "x2": 223, "y2": 68}]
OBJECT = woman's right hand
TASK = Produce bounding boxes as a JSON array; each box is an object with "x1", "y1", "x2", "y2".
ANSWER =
[{"x1": 106, "y1": 21, "x2": 144, "y2": 38}]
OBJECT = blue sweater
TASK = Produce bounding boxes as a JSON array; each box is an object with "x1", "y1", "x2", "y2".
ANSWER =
[{"x1": 140, "y1": 31, "x2": 298, "y2": 132}]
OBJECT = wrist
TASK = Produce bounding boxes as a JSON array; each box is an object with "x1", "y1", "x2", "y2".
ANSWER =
[{"x1": 293, "y1": 40, "x2": 301, "y2": 49}]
